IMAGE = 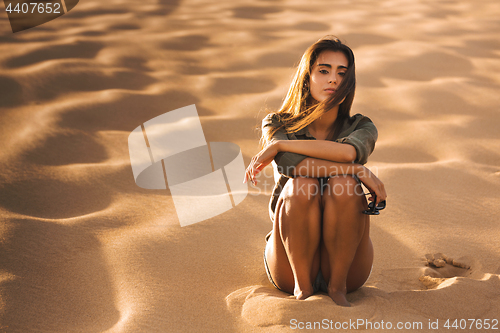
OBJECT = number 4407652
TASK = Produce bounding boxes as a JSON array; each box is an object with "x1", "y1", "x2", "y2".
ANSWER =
[
  {"x1": 5, "y1": 2, "x2": 62, "y2": 14},
  {"x1": 444, "y1": 319, "x2": 498, "y2": 330}
]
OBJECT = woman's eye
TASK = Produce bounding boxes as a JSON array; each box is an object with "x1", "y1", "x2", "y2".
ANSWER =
[
  {"x1": 338, "y1": 72, "x2": 346, "y2": 76},
  {"x1": 319, "y1": 69, "x2": 329, "y2": 74}
]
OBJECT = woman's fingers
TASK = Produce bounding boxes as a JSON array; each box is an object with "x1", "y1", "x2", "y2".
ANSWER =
[
  {"x1": 254, "y1": 163, "x2": 265, "y2": 173},
  {"x1": 244, "y1": 157, "x2": 265, "y2": 185},
  {"x1": 371, "y1": 184, "x2": 383, "y2": 205},
  {"x1": 246, "y1": 167, "x2": 255, "y2": 185},
  {"x1": 243, "y1": 163, "x2": 258, "y2": 185},
  {"x1": 375, "y1": 183, "x2": 387, "y2": 205},
  {"x1": 243, "y1": 163, "x2": 251, "y2": 182},
  {"x1": 358, "y1": 170, "x2": 386, "y2": 206},
  {"x1": 244, "y1": 145, "x2": 278, "y2": 185},
  {"x1": 379, "y1": 184, "x2": 387, "y2": 203}
]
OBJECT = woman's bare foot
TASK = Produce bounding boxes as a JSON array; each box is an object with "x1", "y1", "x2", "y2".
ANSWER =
[
  {"x1": 328, "y1": 289, "x2": 350, "y2": 307},
  {"x1": 294, "y1": 286, "x2": 314, "y2": 300}
]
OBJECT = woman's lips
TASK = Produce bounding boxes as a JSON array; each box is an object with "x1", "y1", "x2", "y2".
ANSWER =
[{"x1": 324, "y1": 89, "x2": 336, "y2": 93}]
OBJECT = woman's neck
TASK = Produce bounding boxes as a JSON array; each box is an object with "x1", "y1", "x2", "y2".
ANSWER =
[{"x1": 308, "y1": 106, "x2": 339, "y2": 134}]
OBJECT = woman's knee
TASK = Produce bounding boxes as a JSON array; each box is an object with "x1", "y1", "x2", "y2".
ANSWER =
[
  {"x1": 323, "y1": 176, "x2": 364, "y2": 205},
  {"x1": 283, "y1": 177, "x2": 321, "y2": 206}
]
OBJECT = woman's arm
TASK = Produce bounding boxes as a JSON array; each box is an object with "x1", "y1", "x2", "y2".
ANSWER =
[
  {"x1": 243, "y1": 144, "x2": 387, "y2": 204},
  {"x1": 294, "y1": 157, "x2": 386, "y2": 204},
  {"x1": 276, "y1": 140, "x2": 356, "y2": 164},
  {"x1": 261, "y1": 114, "x2": 378, "y2": 178},
  {"x1": 243, "y1": 140, "x2": 353, "y2": 182},
  {"x1": 292, "y1": 157, "x2": 359, "y2": 178}
]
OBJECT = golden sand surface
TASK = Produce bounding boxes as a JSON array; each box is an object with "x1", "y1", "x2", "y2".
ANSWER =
[{"x1": 1, "y1": 0, "x2": 499, "y2": 332}]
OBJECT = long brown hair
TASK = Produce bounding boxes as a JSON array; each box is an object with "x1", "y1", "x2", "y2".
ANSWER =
[{"x1": 261, "y1": 36, "x2": 356, "y2": 146}]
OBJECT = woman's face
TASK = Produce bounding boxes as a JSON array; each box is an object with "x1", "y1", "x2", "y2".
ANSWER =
[{"x1": 308, "y1": 50, "x2": 348, "y2": 103}]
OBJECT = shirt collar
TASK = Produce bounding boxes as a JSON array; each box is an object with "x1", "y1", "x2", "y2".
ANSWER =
[
  {"x1": 295, "y1": 126, "x2": 315, "y2": 138},
  {"x1": 293, "y1": 115, "x2": 361, "y2": 139}
]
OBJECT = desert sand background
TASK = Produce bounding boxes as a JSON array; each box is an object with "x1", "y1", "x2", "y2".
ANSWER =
[{"x1": 1, "y1": 0, "x2": 500, "y2": 332}]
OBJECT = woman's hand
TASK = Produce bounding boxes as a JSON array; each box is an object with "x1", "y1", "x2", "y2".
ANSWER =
[
  {"x1": 356, "y1": 166, "x2": 387, "y2": 205},
  {"x1": 243, "y1": 141, "x2": 280, "y2": 185}
]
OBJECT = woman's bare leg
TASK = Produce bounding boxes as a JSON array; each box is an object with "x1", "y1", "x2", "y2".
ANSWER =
[
  {"x1": 265, "y1": 177, "x2": 322, "y2": 300},
  {"x1": 320, "y1": 175, "x2": 373, "y2": 306}
]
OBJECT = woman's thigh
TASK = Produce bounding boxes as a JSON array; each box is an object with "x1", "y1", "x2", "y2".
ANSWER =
[
  {"x1": 265, "y1": 177, "x2": 322, "y2": 293},
  {"x1": 347, "y1": 227, "x2": 374, "y2": 291},
  {"x1": 320, "y1": 221, "x2": 373, "y2": 292},
  {"x1": 320, "y1": 175, "x2": 373, "y2": 292}
]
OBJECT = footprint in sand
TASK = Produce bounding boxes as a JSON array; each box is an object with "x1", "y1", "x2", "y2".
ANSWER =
[{"x1": 420, "y1": 253, "x2": 471, "y2": 289}]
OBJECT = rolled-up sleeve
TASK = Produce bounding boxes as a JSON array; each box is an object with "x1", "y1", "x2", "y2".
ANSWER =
[
  {"x1": 262, "y1": 114, "x2": 307, "y2": 177},
  {"x1": 336, "y1": 119, "x2": 378, "y2": 165}
]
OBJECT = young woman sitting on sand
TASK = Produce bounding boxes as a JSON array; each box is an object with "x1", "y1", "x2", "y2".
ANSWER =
[{"x1": 243, "y1": 36, "x2": 387, "y2": 307}]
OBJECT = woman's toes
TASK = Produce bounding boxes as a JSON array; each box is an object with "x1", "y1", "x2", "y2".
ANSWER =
[{"x1": 328, "y1": 290, "x2": 351, "y2": 307}]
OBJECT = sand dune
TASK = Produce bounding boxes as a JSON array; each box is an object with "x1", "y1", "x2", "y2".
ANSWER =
[{"x1": 1, "y1": 0, "x2": 499, "y2": 332}]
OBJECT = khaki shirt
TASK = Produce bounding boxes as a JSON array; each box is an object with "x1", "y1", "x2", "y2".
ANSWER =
[{"x1": 262, "y1": 113, "x2": 378, "y2": 220}]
